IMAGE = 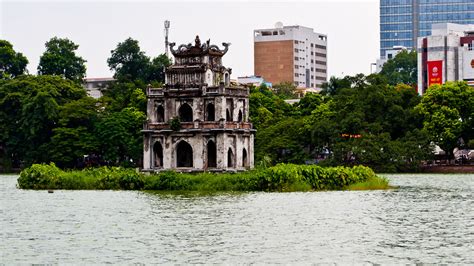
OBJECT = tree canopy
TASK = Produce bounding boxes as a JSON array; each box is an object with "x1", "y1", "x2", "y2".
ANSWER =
[
  {"x1": 37, "y1": 37, "x2": 86, "y2": 83},
  {"x1": 416, "y1": 81, "x2": 474, "y2": 158},
  {"x1": 0, "y1": 40, "x2": 28, "y2": 79},
  {"x1": 107, "y1": 38, "x2": 171, "y2": 83},
  {"x1": 379, "y1": 50, "x2": 417, "y2": 86}
]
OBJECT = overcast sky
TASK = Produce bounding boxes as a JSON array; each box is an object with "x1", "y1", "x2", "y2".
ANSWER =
[{"x1": 1, "y1": 0, "x2": 379, "y2": 79}]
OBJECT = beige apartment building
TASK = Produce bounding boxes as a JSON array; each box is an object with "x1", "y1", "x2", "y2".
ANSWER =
[{"x1": 254, "y1": 23, "x2": 328, "y2": 88}]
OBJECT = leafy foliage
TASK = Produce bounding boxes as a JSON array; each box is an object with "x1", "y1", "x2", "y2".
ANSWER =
[
  {"x1": 415, "y1": 81, "x2": 474, "y2": 158},
  {"x1": 37, "y1": 37, "x2": 86, "y2": 82},
  {"x1": 0, "y1": 75, "x2": 86, "y2": 169},
  {"x1": 379, "y1": 50, "x2": 417, "y2": 86},
  {"x1": 18, "y1": 163, "x2": 387, "y2": 192},
  {"x1": 107, "y1": 38, "x2": 171, "y2": 83},
  {"x1": 0, "y1": 40, "x2": 28, "y2": 79},
  {"x1": 250, "y1": 72, "x2": 433, "y2": 172}
]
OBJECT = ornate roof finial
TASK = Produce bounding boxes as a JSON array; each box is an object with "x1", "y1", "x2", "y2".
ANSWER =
[{"x1": 195, "y1": 35, "x2": 201, "y2": 47}]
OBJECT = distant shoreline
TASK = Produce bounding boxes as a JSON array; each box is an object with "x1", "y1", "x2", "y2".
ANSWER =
[{"x1": 421, "y1": 165, "x2": 474, "y2": 174}]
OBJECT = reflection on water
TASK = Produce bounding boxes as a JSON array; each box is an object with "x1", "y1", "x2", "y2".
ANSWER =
[{"x1": 1, "y1": 174, "x2": 473, "y2": 263}]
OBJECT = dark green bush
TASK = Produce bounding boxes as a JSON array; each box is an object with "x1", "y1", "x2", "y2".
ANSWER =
[{"x1": 18, "y1": 163, "x2": 385, "y2": 191}]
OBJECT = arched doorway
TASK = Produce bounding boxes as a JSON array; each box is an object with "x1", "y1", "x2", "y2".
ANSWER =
[
  {"x1": 227, "y1": 148, "x2": 234, "y2": 168},
  {"x1": 242, "y1": 148, "x2": 248, "y2": 168},
  {"x1": 156, "y1": 105, "x2": 165, "y2": 122},
  {"x1": 153, "y1": 142, "x2": 163, "y2": 168},
  {"x1": 179, "y1": 103, "x2": 193, "y2": 122},
  {"x1": 206, "y1": 103, "x2": 215, "y2": 121},
  {"x1": 177, "y1": 141, "x2": 193, "y2": 167},
  {"x1": 238, "y1": 110, "x2": 243, "y2": 122},
  {"x1": 207, "y1": 140, "x2": 217, "y2": 168},
  {"x1": 226, "y1": 109, "x2": 232, "y2": 121}
]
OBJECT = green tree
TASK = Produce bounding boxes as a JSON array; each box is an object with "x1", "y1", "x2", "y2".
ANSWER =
[
  {"x1": 379, "y1": 50, "x2": 417, "y2": 86},
  {"x1": 255, "y1": 117, "x2": 309, "y2": 164},
  {"x1": 37, "y1": 37, "x2": 86, "y2": 82},
  {"x1": 95, "y1": 107, "x2": 146, "y2": 166},
  {"x1": 107, "y1": 38, "x2": 150, "y2": 82},
  {"x1": 273, "y1": 82, "x2": 297, "y2": 99},
  {"x1": 294, "y1": 92, "x2": 323, "y2": 116},
  {"x1": 416, "y1": 81, "x2": 473, "y2": 159},
  {"x1": 0, "y1": 40, "x2": 28, "y2": 79},
  {"x1": 147, "y1": 54, "x2": 172, "y2": 83},
  {"x1": 48, "y1": 97, "x2": 99, "y2": 168},
  {"x1": 100, "y1": 81, "x2": 147, "y2": 112},
  {"x1": 0, "y1": 75, "x2": 86, "y2": 169}
]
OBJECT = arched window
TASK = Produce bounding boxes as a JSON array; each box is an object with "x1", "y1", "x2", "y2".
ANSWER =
[
  {"x1": 227, "y1": 148, "x2": 234, "y2": 168},
  {"x1": 224, "y1": 73, "x2": 230, "y2": 85},
  {"x1": 238, "y1": 110, "x2": 243, "y2": 122},
  {"x1": 226, "y1": 109, "x2": 232, "y2": 121},
  {"x1": 177, "y1": 141, "x2": 193, "y2": 167},
  {"x1": 206, "y1": 103, "x2": 215, "y2": 121},
  {"x1": 242, "y1": 148, "x2": 248, "y2": 168},
  {"x1": 156, "y1": 105, "x2": 165, "y2": 122},
  {"x1": 179, "y1": 103, "x2": 193, "y2": 122},
  {"x1": 153, "y1": 142, "x2": 163, "y2": 168},
  {"x1": 207, "y1": 140, "x2": 217, "y2": 168}
]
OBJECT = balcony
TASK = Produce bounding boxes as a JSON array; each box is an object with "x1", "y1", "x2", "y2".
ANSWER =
[{"x1": 143, "y1": 121, "x2": 253, "y2": 131}]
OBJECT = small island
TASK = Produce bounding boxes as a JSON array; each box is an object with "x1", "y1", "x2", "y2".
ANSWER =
[{"x1": 17, "y1": 163, "x2": 389, "y2": 192}]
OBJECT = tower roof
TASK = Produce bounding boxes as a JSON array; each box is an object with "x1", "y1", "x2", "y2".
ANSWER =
[{"x1": 169, "y1": 35, "x2": 230, "y2": 57}]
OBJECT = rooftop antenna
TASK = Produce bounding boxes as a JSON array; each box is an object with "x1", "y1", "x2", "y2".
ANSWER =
[{"x1": 164, "y1": 20, "x2": 170, "y2": 57}]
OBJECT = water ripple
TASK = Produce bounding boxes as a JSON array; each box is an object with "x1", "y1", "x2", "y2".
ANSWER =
[{"x1": 1, "y1": 174, "x2": 473, "y2": 264}]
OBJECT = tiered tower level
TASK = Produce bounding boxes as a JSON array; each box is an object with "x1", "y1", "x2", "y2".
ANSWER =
[{"x1": 143, "y1": 36, "x2": 255, "y2": 172}]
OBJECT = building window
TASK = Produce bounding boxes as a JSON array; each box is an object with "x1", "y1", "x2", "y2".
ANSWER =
[
  {"x1": 176, "y1": 140, "x2": 193, "y2": 168},
  {"x1": 294, "y1": 40, "x2": 298, "y2": 44},
  {"x1": 227, "y1": 148, "x2": 234, "y2": 168},
  {"x1": 153, "y1": 142, "x2": 163, "y2": 168},
  {"x1": 311, "y1": 43, "x2": 314, "y2": 48},
  {"x1": 315, "y1": 61, "x2": 327, "y2": 66},
  {"x1": 315, "y1": 45, "x2": 326, "y2": 50},
  {"x1": 311, "y1": 67, "x2": 314, "y2": 71},
  {"x1": 207, "y1": 140, "x2": 216, "y2": 168},
  {"x1": 315, "y1": 53, "x2": 326, "y2": 57},
  {"x1": 295, "y1": 73, "x2": 299, "y2": 77},
  {"x1": 311, "y1": 59, "x2": 314, "y2": 63},
  {"x1": 295, "y1": 65, "x2": 299, "y2": 69},
  {"x1": 295, "y1": 48, "x2": 298, "y2": 53},
  {"x1": 294, "y1": 57, "x2": 299, "y2": 61},
  {"x1": 156, "y1": 105, "x2": 165, "y2": 122},
  {"x1": 242, "y1": 148, "x2": 248, "y2": 168},
  {"x1": 206, "y1": 103, "x2": 215, "y2": 121},
  {"x1": 179, "y1": 103, "x2": 193, "y2": 122}
]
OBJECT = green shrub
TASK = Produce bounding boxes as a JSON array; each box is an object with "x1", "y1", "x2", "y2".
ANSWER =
[
  {"x1": 18, "y1": 163, "x2": 388, "y2": 191},
  {"x1": 18, "y1": 163, "x2": 63, "y2": 189}
]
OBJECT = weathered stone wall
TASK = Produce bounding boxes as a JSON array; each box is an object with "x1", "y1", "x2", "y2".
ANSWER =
[{"x1": 144, "y1": 132, "x2": 254, "y2": 171}]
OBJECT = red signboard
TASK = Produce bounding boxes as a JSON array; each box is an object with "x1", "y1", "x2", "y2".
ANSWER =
[{"x1": 427, "y1": 60, "x2": 443, "y2": 87}]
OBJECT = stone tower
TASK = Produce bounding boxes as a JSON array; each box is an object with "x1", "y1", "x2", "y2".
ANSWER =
[{"x1": 142, "y1": 36, "x2": 255, "y2": 172}]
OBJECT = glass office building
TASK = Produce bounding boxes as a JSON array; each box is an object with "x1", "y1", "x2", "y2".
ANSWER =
[{"x1": 380, "y1": 0, "x2": 474, "y2": 56}]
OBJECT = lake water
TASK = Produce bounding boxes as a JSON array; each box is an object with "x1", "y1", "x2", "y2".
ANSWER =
[{"x1": 1, "y1": 174, "x2": 473, "y2": 264}]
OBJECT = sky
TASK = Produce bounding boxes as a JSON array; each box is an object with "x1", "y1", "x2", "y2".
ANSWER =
[{"x1": 0, "y1": 0, "x2": 379, "y2": 80}]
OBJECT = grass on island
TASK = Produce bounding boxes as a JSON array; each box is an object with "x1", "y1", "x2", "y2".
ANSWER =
[{"x1": 17, "y1": 163, "x2": 391, "y2": 192}]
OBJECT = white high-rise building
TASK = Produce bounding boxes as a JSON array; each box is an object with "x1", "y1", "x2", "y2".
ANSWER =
[{"x1": 254, "y1": 23, "x2": 328, "y2": 88}]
